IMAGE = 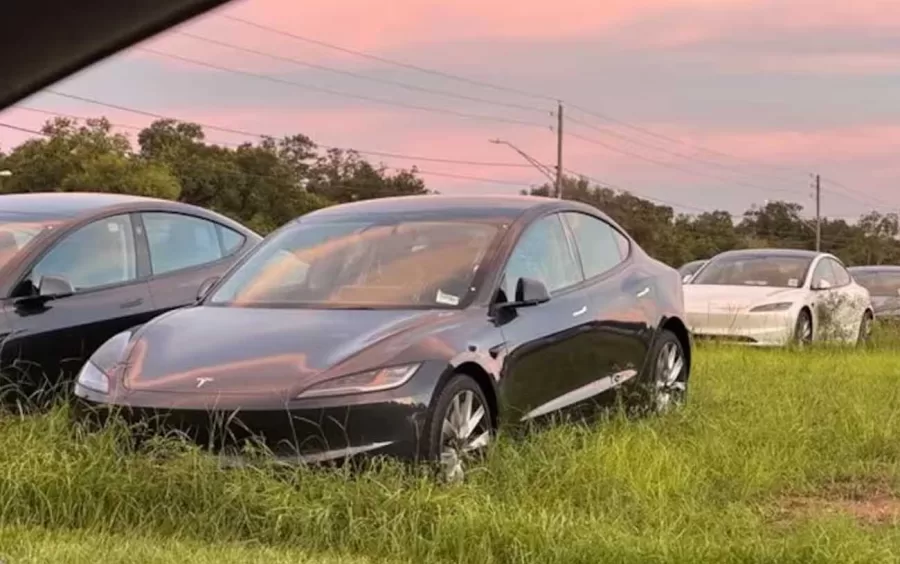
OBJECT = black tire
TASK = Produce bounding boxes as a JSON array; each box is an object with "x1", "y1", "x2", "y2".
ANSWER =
[
  {"x1": 422, "y1": 373, "x2": 494, "y2": 483},
  {"x1": 793, "y1": 309, "x2": 813, "y2": 345},
  {"x1": 639, "y1": 329, "x2": 688, "y2": 415},
  {"x1": 857, "y1": 310, "x2": 874, "y2": 345}
]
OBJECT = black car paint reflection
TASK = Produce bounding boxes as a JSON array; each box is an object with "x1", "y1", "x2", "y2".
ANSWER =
[
  {"x1": 74, "y1": 195, "x2": 691, "y2": 466},
  {"x1": 0, "y1": 192, "x2": 261, "y2": 397}
]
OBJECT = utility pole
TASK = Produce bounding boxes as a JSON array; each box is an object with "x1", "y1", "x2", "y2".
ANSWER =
[
  {"x1": 555, "y1": 101, "x2": 564, "y2": 199},
  {"x1": 815, "y1": 173, "x2": 821, "y2": 252}
]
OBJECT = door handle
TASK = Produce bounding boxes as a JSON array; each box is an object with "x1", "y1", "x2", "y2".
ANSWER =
[
  {"x1": 120, "y1": 298, "x2": 144, "y2": 309},
  {"x1": 636, "y1": 287, "x2": 650, "y2": 298},
  {"x1": 572, "y1": 305, "x2": 587, "y2": 317}
]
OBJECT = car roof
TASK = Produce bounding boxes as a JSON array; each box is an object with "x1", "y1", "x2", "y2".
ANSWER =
[
  {"x1": 0, "y1": 191, "x2": 174, "y2": 219},
  {"x1": 714, "y1": 248, "x2": 822, "y2": 260},
  {"x1": 298, "y1": 194, "x2": 573, "y2": 222},
  {"x1": 848, "y1": 265, "x2": 900, "y2": 271}
]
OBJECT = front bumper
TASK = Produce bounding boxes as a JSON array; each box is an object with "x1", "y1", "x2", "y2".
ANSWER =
[
  {"x1": 71, "y1": 366, "x2": 445, "y2": 464},
  {"x1": 685, "y1": 309, "x2": 796, "y2": 346}
]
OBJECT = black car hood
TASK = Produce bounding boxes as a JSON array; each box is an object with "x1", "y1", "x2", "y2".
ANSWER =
[{"x1": 121, "y1": 305, "x2": 461, "y2": 396}]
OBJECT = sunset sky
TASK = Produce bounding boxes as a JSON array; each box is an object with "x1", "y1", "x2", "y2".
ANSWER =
[{"x1": 1, "y1": 0, "x2": 898, "y2": 220}]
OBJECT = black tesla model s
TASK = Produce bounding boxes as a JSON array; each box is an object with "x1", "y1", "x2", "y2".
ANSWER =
[
  {"x1": 0, "y1": 192, "x2": 260, "y2": 397},
  {"x1": 73, "y1": 194, "x2": 691, "y2": 480}
]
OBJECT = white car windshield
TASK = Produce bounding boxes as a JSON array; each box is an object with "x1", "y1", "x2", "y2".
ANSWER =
[
  {"x1": 690, "y1": 255, "x2": 812, "y2": 288},
  {"x1": 208, "y1": 218, "x2": 500, "y2": 309}
]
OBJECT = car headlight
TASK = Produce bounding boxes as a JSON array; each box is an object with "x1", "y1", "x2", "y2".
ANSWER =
[
  {"x1": 749, "y1": 302, "x2": 793, "y2": 313},
  {"x1": 75, "y1": 331, "x2": 133, "y2": 395},
  {"x1": 296, "y1": 363, "x2": 421, "y2": 399},
  {"x1": 76, "y1": 361, "x2": 110, "y2": 394}
]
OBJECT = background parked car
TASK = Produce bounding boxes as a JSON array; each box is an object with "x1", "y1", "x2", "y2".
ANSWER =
[
  {"x1": 848, "y1": 265, "x2": 900, "y2": 320},
  {"x1": 0, "y1": 191, "x2": 261, "y2": 398},
  {"x1": 683, "y1": 248, "x2": 873, "y2": 346},
  {"x1": 74, "y1": 194, "x2": 692, "y2": 481}
]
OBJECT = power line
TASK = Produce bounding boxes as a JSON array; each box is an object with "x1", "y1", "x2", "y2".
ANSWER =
[
  {"x1": 565, "y1": 114, "x2": 805, "y2": 191},
  {"x1": 565, "y1": 130, "x2": 806, "y2": 197},
  {"x1": 216, "y1": 14, "x2": 558, "y2": 104},
  {"x1": 136, "y1": 47, "x2": 552, "y2": 131},
  {"x1": 173, "y1": 30, "x2": 549, "y2": 115},
  {"x1": 214, "y1": 13, "x2": 827, "y2": 185},
  {"x1": 29, "y1": 95, "x2": 538, "y2": 169},
  {"x1": 0, "y1": 122, "x2": 45, "y2": 135}
]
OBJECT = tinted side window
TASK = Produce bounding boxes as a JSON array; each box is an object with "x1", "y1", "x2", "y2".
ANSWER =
[
  {"x1": 31, "y1": 214, "x2": 137, "y2": 291},
  {"x1": 501, "y1": 214, "x2": 582, "y2": 300},
  {"x1": 829, "y1": 259, "x2": 851, "y2": 286},
  {"x1": 562, "y1": 212, "x2": 628, "y2": 279},
  {"x1": 217, "y1": 224, "x2": 246, "y2": 255},
  {"x1": 812, "y1": 258, "x2": 837, "y2": 286},
  {"x1": 142, "y1": 213, "x2": 224, "y2": 275}
]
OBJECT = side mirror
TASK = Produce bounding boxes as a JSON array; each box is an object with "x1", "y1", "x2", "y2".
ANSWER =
[
  {"x1": 495, "y1": 277, "x2": 550, "y2": 312},
  {"x1": 38, "y1": 274, "x2": 75, "y2": 298},
  {"x1": 196, "y1": 275, "x2": 220, "y2": 302},
  {"x1": 812, "y1": 278, "x2": 832, "y2": 291}
]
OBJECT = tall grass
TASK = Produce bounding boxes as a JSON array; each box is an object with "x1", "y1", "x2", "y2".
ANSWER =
[{"x1": 2, "y1": 331, "x2": 900, "y2": 562}]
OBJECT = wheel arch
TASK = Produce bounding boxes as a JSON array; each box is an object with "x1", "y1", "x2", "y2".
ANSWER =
[
  {"x1": 660, "y1": 316, "x2": 692, "y2": 378},
  {"x1": 450, "y1": 361, "x2": 499, "y2": 429}
]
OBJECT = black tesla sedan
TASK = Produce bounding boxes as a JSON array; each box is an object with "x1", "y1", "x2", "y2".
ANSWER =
[
  {"x1": 73, "y1": 194, "x2": 691, "y2": 480},
  {"x1": 0, "y1": 192, "x2": 261, "y2": 397}
]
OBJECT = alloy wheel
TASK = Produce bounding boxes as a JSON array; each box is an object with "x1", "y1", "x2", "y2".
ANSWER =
[
  {"x1": 654, "y1": 341, "x2": 686, "y2": 413},
  {"x1": 439, "y1": 389, "x2": 491, "y2": 483},
  {"x1": 797, "y1": 314, "x2": 813, "y2": 344},
  {"x1": 859, "y1": 313, "x2": 873, "y2": 343}
]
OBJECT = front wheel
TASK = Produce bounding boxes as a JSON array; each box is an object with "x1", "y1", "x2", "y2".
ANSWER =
[
  {"x1": 423, "y1": 374, "x2": 494, "y2": 483},
  {"x1": 793, "y1": 309, "x2": 813, "y2": 345},
  {"x1": 857, "y1": 310, "x2": 874, "y2": 345}
]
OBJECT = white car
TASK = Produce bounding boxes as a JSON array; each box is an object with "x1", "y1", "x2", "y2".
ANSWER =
[{"x1": 683, "y1": 249, "x2": 874, "y2": 346}]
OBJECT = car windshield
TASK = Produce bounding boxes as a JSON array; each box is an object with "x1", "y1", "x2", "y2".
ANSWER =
[
  {"x1": 0, "y1": 214, "x2": 61, "y2": 271},
  {"x1": 852, "y1": 270, "x2": 900, "y2": 297},
  {"x1": 208, "y1": 218, "x2": 500, "y2": 308},
  {"x1": 690, "y1": 255, "x2": 812, "y2": 288}
]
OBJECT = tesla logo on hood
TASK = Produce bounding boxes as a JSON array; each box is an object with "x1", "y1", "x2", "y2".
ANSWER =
[{"x1": 196, "y1": 377, "x2": 214, "y2": 388}]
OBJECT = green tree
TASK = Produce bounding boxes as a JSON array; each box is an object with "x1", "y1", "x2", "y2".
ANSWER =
[{"x1": 2, "y1": 117, "x2": 179, "y2": 199}]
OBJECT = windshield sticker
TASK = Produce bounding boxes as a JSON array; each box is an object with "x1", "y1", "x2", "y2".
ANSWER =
[
  {"x1": 107, "y1": 222, "x2": 119, "y2": 233},
  {"x1": 787, "y1": 278, "x2": 799, "y2": 287},
  {"x1": 436, "y1": 289, "x2": 460, "y2": 306}
]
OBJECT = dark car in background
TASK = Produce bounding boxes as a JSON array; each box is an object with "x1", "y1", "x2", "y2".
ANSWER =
[
  {"x1": 0, "y1": 192, "x2": 261, "y2": 397},
  {"x1": 73, "y1": 194, "x2": 692, "y2": 481},
  {"x1": 849, "y1": 265, "x2": 900, "y2": 319}
]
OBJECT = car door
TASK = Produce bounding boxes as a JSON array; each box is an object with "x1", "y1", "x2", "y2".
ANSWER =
[
  {"x1": 139, "y1": 211, "x2": 249, "y2": 312},
  {"x1": 494, "y1": 212, "x2": 594, "y2": 423},
  {"x1": 808, "y1": 257, "x2": 842, "y2": 340},
  {"x1": 560, "y1": 211, "x2": 651, "y2": 397},
  {"x1": 0, "y1": 213, "x2": 155, "y2": 390},
  {"x1": 828, "y1": 258, "x2": 868, "y2": 338}
]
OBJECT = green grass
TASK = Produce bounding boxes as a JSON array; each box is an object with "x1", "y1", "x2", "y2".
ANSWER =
[{"x1": 3, "y1": 330, "x2": 900, "y2": 563}]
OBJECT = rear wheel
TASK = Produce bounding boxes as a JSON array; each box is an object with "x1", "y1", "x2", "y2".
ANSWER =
[
  {"x1": 642, "y1": 330, "x2": 688, "y2": 414},
  {"x1": 424, "y1": 374, "x2": 493, "y2": 483},
  {"x1": 793, "y1": 309, "x2": 813, "y2": 345}
]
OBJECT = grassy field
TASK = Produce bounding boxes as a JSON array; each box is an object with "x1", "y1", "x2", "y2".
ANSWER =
[{"x1": 2, "y1": 330, "x2": 900, "y2": 563}]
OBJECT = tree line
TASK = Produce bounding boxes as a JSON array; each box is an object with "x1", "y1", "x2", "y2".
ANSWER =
[{"x1": 2, "y1": 116, "x2": 898, "y2": 268}]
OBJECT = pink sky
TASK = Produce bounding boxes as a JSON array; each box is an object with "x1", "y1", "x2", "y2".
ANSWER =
[{"x1": 3, "y1": 0, "x2": 900, "y2": 220}]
